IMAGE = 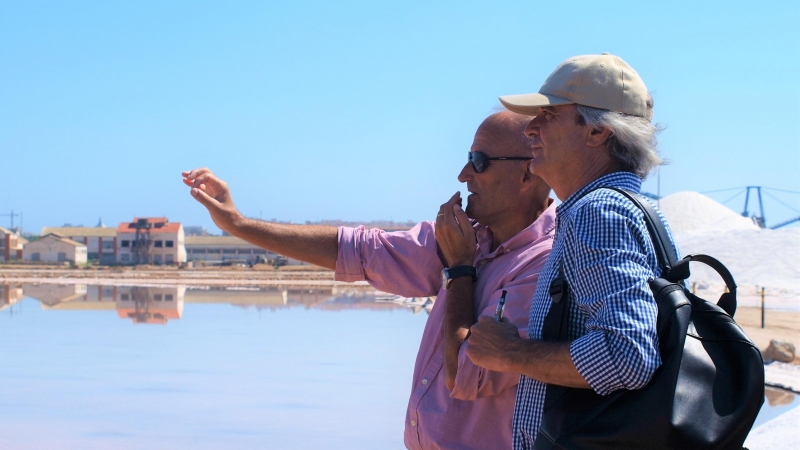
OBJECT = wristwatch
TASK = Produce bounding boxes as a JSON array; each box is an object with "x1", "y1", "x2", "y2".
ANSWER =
[{"x1": 442, "y1": 265, "x2": 477, "y2": 289}]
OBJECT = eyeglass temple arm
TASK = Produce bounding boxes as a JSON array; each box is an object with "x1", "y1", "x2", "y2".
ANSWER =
[{"x1": 490, "y1": 157, "x2": 533, "y2": 160}]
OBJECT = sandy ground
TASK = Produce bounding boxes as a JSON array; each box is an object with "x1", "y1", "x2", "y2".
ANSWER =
[{"x1": 737, "y1": 307, "x2": 800, "y2": 364}]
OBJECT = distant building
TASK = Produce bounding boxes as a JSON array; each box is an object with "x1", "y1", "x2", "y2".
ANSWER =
[
  {"x1": 184, "y1": 235, "x2": 307, "y2": 265},
  {"x1": 185, "y1": 235, "x2": 274, "y2": 264},
  {"x1": 22, "y1": 233, "x2": 88, "y2": 264},
  {"x1": 0, "y1": 227, "x2": 24, "y2": 262},
  {"x1": 184, "y1": 225, "x2": 211, "y2": 236},
  {"x1": 116, "y1": 218, "x2": 186, "y2": 265},
  {"x1": 40, "y1": 226, "x2": 117, "y2": 264}
]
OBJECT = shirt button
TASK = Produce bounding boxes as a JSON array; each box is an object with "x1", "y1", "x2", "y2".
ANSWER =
[
  {"x1": 422, "y1": 379, "x2": 428, "y2": 385},
  {"x1": 411, "y1": 420, "x2": 417, "y2": 427}
]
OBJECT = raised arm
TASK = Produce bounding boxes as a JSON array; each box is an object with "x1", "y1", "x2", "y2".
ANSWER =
[{"x1": 182, "y1": 168, "x2": 338, "y2": 269}]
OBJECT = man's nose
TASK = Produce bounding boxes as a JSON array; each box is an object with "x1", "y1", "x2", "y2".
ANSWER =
[
  {"x1": 457, "y1": 162, "x2": 473, "y2": 183},
  {"x1": 524, "y1": 117, "x2": 541, "y2": 137}
]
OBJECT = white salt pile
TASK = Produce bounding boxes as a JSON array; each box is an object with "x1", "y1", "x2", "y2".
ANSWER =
[
  {"x1": 656, "y1": 192, "x2": 800, "y2": 294},
  {"x1": 744, "y1": 405, "x2": 800, "y2": 450},
  {"x1": 657, "y1": 191, "x2": 760, "y2": 235},
  {"x1": 675, "y1": 227, "x2": 800, "y2": 292}
]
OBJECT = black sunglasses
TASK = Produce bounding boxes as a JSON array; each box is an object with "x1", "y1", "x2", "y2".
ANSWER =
[{"x1": 468, "y1": 151, "x2": 532, "y2": 173}]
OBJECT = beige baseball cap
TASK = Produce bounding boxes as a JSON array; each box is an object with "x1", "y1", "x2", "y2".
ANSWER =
[{"x1": 499, "y1": 53, "x2": 652, "y2": 120}]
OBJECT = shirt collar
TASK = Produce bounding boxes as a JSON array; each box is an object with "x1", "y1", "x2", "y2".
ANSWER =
[
  {"x1": 556, "y1": 171, "x2": 642, "y2": 215},
  {"x1": 474, "y1": 199, "x2": 557, "y2": 258}
]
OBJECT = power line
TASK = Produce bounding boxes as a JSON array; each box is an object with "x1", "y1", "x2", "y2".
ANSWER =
[
  {"x1": 763, "y1": 187, "x2": 800, "y2": 195},
  {"x1": 764, "y1": 191, "x2": 800, "y2": 215},
  {"x1": 700, "y1": 187, "x2": 746, "y2": 194},
  {"x1": 720, "y1": 189, "x2": 746, "y2": 207}
]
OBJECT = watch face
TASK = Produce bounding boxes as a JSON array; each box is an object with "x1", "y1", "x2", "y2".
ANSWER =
[{"x1": 441, "y1": 268, "x2": 448, "y2": 290}]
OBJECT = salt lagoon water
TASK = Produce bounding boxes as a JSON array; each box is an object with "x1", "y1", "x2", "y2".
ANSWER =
[
  {"x1": 0, "y1": 285, "x2": 426, "y2": 449},
  {"x1": 0, "y1": 283, "x2": 795, "y2": 448}
]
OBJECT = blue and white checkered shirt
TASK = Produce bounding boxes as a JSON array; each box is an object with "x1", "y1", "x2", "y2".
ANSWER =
[{"x1": 512, "y1": 171, "x2": 678, "y2": 449}]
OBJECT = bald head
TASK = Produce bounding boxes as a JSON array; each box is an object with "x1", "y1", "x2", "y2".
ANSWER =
[{"x1": 474, "y1": 111, "x2": 534, "y2": 158}]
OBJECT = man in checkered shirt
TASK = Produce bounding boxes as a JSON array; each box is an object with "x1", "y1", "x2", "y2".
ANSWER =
[{"x1": 466, "y1": 53, "x2": 676, "y2": 449}]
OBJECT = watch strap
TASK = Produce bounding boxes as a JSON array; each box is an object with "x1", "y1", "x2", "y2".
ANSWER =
[{"x1": 445, "y1": 265, "x2": 477, "y2": 281}]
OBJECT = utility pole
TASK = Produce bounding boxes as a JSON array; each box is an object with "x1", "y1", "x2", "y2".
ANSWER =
[
  {"x1": 0, "y1": 210, "x2": 21, "y2": 231},
  {"x1": 742, "y1": 186, "x2": 766, "y2": 228}
]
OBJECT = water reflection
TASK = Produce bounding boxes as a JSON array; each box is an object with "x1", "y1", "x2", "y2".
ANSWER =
[
  {"x1": 119, "y1": 287, "x2": 185, "y2": 324},
  {"x1": 766, "y1": 386, "x2": 796, "y2": 407},
  {"x1": 0, "y1": 283, "x2": 23, "y2": 311},
  {"x1": 2, "y1": 282, "x2": 434, "y2": 324},
  {"x1": 752, "y1": 386, "x2": 800, "y2": 429}
]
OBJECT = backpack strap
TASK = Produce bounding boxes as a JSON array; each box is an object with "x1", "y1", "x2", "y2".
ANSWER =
[
  {"x1": 542, "y1": 262, "x2": 570, "y2": 341},
  {"x1": 607, "y1": 189, "x2": 738, "y2": 316},
  {"x1": 543, "y1": 186, "x2": 685, "y2": 341},
  {"x1": 603, "y1": 188, "x2": 681, "y2": 280}
]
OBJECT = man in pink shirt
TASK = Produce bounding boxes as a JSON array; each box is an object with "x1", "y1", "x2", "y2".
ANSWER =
[{"x1": 182, "y1": 111, "x2": 556, "y2": 449}]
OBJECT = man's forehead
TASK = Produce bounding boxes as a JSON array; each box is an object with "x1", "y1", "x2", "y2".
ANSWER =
[
  {"x1": 471, "y1": 120, "x2": 531, "y2": 156},
  {"x1": 541, "y1": 104, "x2": 575, "y2": 114},
  {"x1": 540, "y1": 105, "x2": 562, "y2": 113}
]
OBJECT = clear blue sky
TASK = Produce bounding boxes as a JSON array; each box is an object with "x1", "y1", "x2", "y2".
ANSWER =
[{"x1": 2, "y1": 0, "x2": 799, "y2": 234}]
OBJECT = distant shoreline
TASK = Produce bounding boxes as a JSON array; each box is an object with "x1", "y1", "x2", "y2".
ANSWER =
[{"x1": 0, "y1": 264, "x2": 360, "y2": 287}]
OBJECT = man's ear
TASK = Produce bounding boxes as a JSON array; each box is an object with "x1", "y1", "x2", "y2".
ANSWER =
[{"x1": 586, "y1": 126, "x2": 612, "y2": 148}]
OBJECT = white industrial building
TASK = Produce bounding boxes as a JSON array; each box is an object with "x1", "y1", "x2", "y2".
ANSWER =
[
  {"x1": 185, "y1": 235, "x2": 275, "y2": 264},
  {"x1": 41, "y1": 226, "x2": 117, "y2": 264},
  {"x1": 22, "y1": 233, "x2": 88, "y2": 264},
  {"x1": 184, "y1": 235, "x2": 306, "y2": 265}
]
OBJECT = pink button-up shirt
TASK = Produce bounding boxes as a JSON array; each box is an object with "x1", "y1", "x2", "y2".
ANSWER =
[{"x1": 335, "y1": 202, "x2": 556, "y2": 450}]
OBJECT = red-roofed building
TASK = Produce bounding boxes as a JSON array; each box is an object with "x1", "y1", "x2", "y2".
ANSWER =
[
  {"x1": 116, "y1": 217, "x2": 186, "y2": 265},
  {"x1": 0, "y1": 227, "x2": 24, "y2": 262}
]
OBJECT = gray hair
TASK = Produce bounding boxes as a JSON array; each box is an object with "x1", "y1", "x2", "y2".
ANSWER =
[{"x1": 575, "y1": 104, "x2": 664, "y2": 179}]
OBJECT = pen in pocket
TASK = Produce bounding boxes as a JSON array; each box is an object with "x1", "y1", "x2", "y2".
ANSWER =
[{"x1": 494, "y1": 290, "x2": 507, "y2": 321}]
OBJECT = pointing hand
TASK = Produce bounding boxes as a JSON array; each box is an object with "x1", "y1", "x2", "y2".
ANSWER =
[{"x1": 182, "y1": 168, "x2": 243, "y2": 233}]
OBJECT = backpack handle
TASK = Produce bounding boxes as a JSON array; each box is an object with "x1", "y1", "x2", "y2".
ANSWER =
[
  {"x1": 673, "y1": 254, "x2": 738, "y2": 317},
  {"x1": 544, "y1": 187, "x2": 741, "y2": 343},
  {"x1": 606, "y1": 188, "x2": 738, "y2": 318}
]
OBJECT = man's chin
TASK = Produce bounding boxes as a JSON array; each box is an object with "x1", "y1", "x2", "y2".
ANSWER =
[
  {"x1": 465, "y1": 201, "x2": 478, "y2": 221},
  {"x1": 529, "y1": 160, "x2": 547, "y2": 178}
]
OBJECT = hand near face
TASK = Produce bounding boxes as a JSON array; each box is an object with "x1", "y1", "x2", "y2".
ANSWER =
[
  {"x1": 434, "y1": 192, "x2": 477, "y2": 267},
  {"x1": 466, "y1": 315, "x2": 522, "y2": 373},
  {"x1": 182, "y1": 168, "x2": 243, "y2": 233}
]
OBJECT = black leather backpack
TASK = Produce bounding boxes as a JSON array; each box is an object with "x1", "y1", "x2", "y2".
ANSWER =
[{"x1": 534, "y1": 188, "x2": 765, "y2": 450}]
